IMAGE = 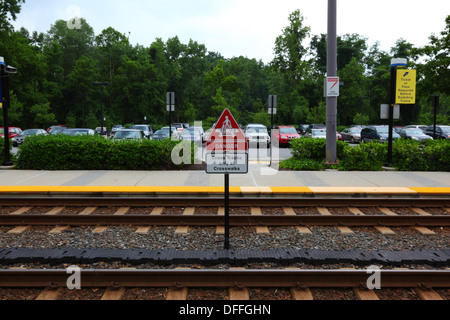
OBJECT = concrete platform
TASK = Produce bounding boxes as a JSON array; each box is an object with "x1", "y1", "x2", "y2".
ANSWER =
[{"x1": 0, "y1": 168, "x2": 449, "y2": 196}]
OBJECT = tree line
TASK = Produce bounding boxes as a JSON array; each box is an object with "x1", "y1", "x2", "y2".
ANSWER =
[{"x1": 1, "y1": 1, "x2": 449, "y2": 131}]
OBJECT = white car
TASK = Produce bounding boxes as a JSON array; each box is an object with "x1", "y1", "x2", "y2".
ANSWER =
[{"x1": 244, "y1": 124, "x2": 271, "y2": 146}]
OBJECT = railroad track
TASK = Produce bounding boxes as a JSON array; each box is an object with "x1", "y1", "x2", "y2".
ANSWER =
[
  {"x1": 0, "y1": 197, "x2": 448, "y2": 234},
  {"x1": 1, "y1": 269, "x2": 449, "y2": 301}
]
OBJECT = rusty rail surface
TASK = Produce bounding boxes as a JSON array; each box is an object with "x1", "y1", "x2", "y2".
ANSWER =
[{"x1": 0, "y1": 269, "x2": 448, "y2": 288}]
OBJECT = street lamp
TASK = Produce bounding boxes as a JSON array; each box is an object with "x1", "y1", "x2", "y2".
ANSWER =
[
  {"x1": 93, "y1": 82, "x2": 109, "y2": 136},
  {"x1": 1, "y1": 56, "x2": 18, "y2": 166}
]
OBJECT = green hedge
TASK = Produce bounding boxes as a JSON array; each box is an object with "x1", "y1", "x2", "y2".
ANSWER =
[
  {"x1": 15, "y1": 135, "x2": 197, "y2": 170},
  {"x1": 281, "y1": 137, "x2": 450, "y2": 172}
]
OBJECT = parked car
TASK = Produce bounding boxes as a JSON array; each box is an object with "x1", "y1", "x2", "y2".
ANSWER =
[
  {"x1": 273, "y1": 125, "x2": 301, "y2": 147},
  {"x1": 341, "y1": 127, "x2": 362, "y2": 144},
  {"x1": 111, "y1": 125, "x2": 124, "y2": 136},
  {"x1": 305, "y1": 124, "x2": 326, "y2": 135},
  {"x1": 112, "y1": 129, "x2": 145, "y2": 141},
  {"x1": 47, "y1": 125, "x2": 67, "y2": 133},
  {"x1": 245, "y1": 124, "x2": 271, "y2": 146},
  {"x1": 151, "y1": 129, "x2": 171, "y2": 141},
  {"x1": 406, "y1": 125, "x2": 427, "y2": 132},
  {"x1": 361, "y1": 125, "x2": 400, "y2": 143},
  {"x1": 297, "y1": 124, "x2": 309, "y2": 135},
  {"x1": 12, "y1": 129, "x2": 48, "y2": 147},
  {"x1": 49, "y1": 126, "x2": 67, "y2": 135},
  {"x1": 0, "y1": 127, "x2": 22, "y2": 139},
  {"x1": 423, "y1": 125, "x2": 450, "y2": 140},
  {"x1": 178, "y1": 127, "x2": 202, "y2": 142},
  {"x1": 130, "y1": 125, "x2": 153, "y2": 139},
  {"x1": 60, "y1": 128, "x2": 96, "y2": 136},
  {"x1": 396, "y1": 128, "x2": 433, "y2": 141},
  {"x1": 95, "y1": 127, "x2": 108, "y2": 136},
  {"x1": 309, "y1": 129, "x2": 327, "y2": 139}
]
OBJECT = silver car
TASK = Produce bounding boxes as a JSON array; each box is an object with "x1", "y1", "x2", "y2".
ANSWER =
[{"x1": 12, "y1": 129, "x2": 48, "y2": 147}]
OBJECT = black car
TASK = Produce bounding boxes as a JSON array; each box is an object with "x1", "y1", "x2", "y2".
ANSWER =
[
  {"x1": 152, "y1": 129, "x2": 171, "y2": 141},
  {"x1": 423, "y1": 125, "x2": 450, "y2": 140},
  {"x1": 361, "y1": 126, "x2": 400, "y2": 143},
  {"x1": 396, "y1": 128, "x2": 433, "y2": 141}
]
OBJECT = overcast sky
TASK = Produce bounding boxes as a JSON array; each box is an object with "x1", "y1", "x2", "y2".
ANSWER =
[{"x1": 12, "y1": 0, "x2": 450, "y2": 64}]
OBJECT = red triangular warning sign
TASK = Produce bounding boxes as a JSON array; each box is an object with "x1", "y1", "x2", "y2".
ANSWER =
[{"x1": 206, "y1": 109, "x2": 247, "y2": 152}]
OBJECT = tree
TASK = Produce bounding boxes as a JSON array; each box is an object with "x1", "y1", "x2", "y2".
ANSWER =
[
  {"x1": 272, "y1": 10, "x2": 311, "y2": 87},
  {"x1": 0, "y1": 0, "x2": 24, "y2": 31}
]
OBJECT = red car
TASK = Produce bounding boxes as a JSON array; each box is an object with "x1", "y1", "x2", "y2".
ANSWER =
[
  {"x1": 0, "y1": 127, "x2": 23, "y2": 139},
  {"x1": 273, "y1": 125, "x2": 301, "y2": 147}
]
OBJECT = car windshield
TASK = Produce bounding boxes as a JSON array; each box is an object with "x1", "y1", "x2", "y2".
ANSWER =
[
  {"x1": 21, "y1": 130, "x2": 40, "y2": 136},
  {"x1": 441, "y1": 127, "x2": 450, "y2": 134},
  {"x1": 134, "y1": 125, "x2": 148, "y2": 131},
  {"x1": 62, "y1": 130, "x2": 90, "y2": 136},
  {"x1": 280, "y1": 127, "x2": 298, "y2": 134},
  {"x1": 312, "y1": 130, "x2": 326, "y2": 136},
  {"x1": 375, "y1": 127, "x2": 389, "y2": 133},
  {"x1": 405, "y1": 129, "x2": 424, "y2": 135},
  {"x1": 247, "y1": 127, "x2": 267, "y2": 134},
  {"x1": 115, "y1": 131, "x2": 141, "y2": 139},
  {"x1": 350, "y1": 128, "x2": 361, "y2": 134}
]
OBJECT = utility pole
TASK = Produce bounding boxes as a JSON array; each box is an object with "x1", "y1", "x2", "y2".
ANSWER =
[{"x1": 326, "y1": 0, "x2": 338, "y2": 164}]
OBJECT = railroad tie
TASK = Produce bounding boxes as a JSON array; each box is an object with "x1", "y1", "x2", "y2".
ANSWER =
[
  {"x1": 375, "y1": 207, "x2": 397, "y2": 234},
  {"x1": 354, "y1": 288, "x2": 380, "y2": 300},
  {"x1": 166, "y1": 287, "x2": 188, "y2": 300},
  {"x1": 318, "y1": 207, "x2": 353, "y2": 234},
  {"x1": 45, "y1": 207, "x2": 64, "y2": 215},
  {"x1": 251, "y1": 207, "x2": 270, "y2": 234},
  {"x1": 283, "y1": 207, "x2": 312, "y2": 234},
  {"x1": 7, "y1": 226, "x2": 31, "y2": 234},
  {"x1": 35, "y1": 287, "x2": 61, "y2": 300},
  {"x1": 10, "y1": 207, "x2": 32, "y2": 215},
  {"x1": 411, "y1": 208, "x2": 435, "y2": 235},
  {"x1": 415, "y1": 288, "x2": 444, "y2": 300},
  {"x1": 290, "y1": 287, "x2": 314, "y2": 300},
  {"x1": 114, "y1": 207, "x2": 130, "y2": 215},
  {"x1": 228, "y1": 268, "x2": 250, "y2": 300},
  {"x1": 216, "y1": 207, "x2": 225, "y2": 235},
  {"x1": 175, "y1": 207, "x2": 195, "y2": 235},
  {"x1": 79, "y1": 207, "x2": 97, "y2": 215},
  {"x1": 136, "y1": 207, "x2": 164, "y2": 233},
  {"x1": 101, "y1": 287, "x2": 126, "y2": 300}
]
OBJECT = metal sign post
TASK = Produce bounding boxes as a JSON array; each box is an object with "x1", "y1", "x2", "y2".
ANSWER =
[
  {"x1": 432, "y1": 95, "x2": 439, "y2": 139},
  {"x1": 167, "y1": 92, "x2": 175, "y2": 138},
  {"x1": 268, "y1": 95, "x2": 277, "y2": 167},
  {"x1": 205, "y1": 109, "x2": 248, "y2": 250},
  {"x1": 387, "y1": 58, "x2": 407, "y2": 165}
]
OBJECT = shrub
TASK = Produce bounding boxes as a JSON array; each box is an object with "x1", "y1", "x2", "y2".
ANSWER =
[
  {"x1": 279, "y1": 157, "x2": 324, "y2": 171},
  {"x1": 339, "y1": 142, "x2": 386, "y2": 171},
  {"x1": 15, "y1": 135, "x2": 196, "y2": 170},
  {"x1": 290, "y1": 137, "x2": 348, "y2": 161}
]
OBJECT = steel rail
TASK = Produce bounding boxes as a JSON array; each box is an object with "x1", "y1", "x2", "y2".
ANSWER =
[
  {"x1": 0, "y1": 196, "x2": 448, "y2": 208},
  {"x1": 0, "y1": 214, "x2": 448, "y2": 227},
  {"x1": 0, "y1": 269, "x2": 448, "y2": 288}
]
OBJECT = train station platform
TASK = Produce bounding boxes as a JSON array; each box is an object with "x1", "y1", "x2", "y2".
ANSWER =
[{"x1": 0, "y1": 168, "x2": 449, "y2": 197}]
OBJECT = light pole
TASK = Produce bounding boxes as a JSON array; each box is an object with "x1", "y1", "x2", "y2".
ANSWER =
[
  {"x1": 326, "y1": 0, "x2": 338, "y2": 164},
  {"x1": 1, "y1": 57, "x2": 18, "y2": 166},
  {"x1": 93, "y1": 82, "x2": 109, "y2": 136}
]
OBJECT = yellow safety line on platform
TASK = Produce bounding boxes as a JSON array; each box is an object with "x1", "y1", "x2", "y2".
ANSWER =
[
  {"x1": 409, "y1": 187, "x2": 450, "y2": 195},
  {"x1": 0, "y1": 186, "x2": 448, "y2": 195}
]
